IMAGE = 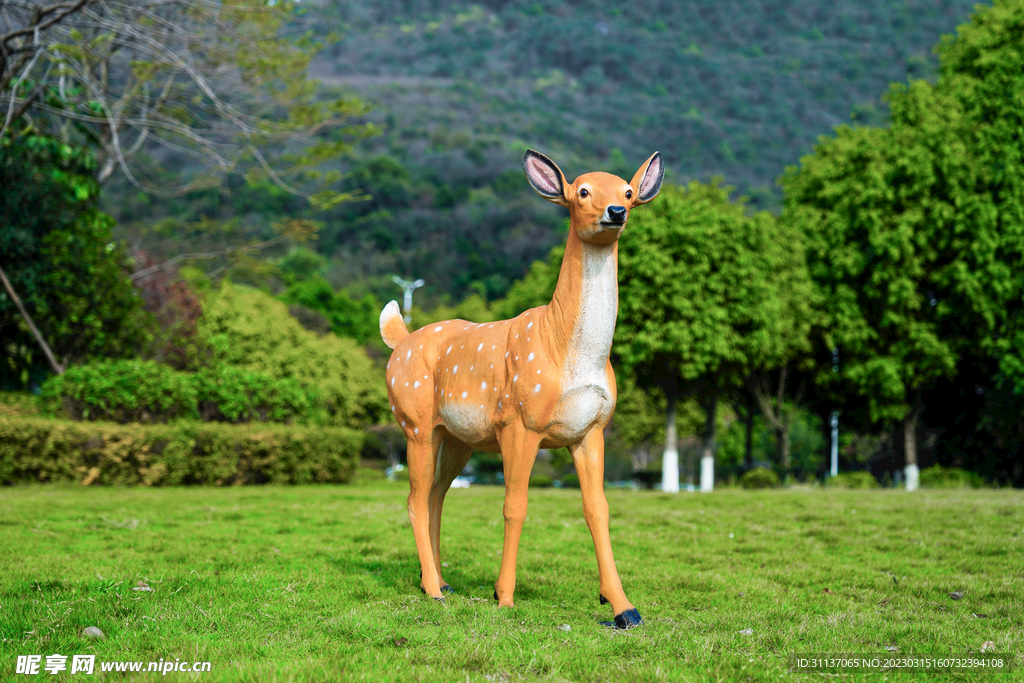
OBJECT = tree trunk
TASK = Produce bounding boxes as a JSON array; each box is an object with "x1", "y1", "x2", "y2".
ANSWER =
[
  {"x1": 700, "y1": 386, "x2": 718, "y2": 492},
  {"x1": 0, "y1": 263, "x2": 64, "y2": 375},
  {"x1": 662, "y1": 388, "x2": 679, "y2": 493}
]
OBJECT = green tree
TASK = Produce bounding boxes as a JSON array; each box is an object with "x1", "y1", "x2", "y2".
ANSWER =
[
  {"x1": 615, "y1": 182, "x2": 815, "y2": 491},
  {"x1": 0, "y1": 134, "x2": 145, "y2": 387},
  {"x1": 280, "y1": 276, "x2": 381, "y2": 345},
  {"x1": 782, "y1": 0, "x2": 1024, "y2": 488}
]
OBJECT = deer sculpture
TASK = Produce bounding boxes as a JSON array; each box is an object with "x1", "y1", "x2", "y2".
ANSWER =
[{"x1": 379, "y1": 149, "x2": 663, "y2": 628}]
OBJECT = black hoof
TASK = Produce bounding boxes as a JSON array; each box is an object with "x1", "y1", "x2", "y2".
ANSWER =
[
  {"x1": 600, "y1": 608, "x2": 643, "y2": 629},
  {"x1": 599, "y1": 594, "x2": 609, "y2": 605},
  {"x1": 493, "y1": 589, "x2": 499, "y2": 601},
  {"x1": 433, "y1": 596, "x2": 446, "y2": 604},
  {"x1": 440, "y1": 584, "x2": 454, "y2": 594}
]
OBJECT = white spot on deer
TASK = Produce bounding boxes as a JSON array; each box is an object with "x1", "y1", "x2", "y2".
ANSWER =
[
  {"x1": 481, "y1": 381, "x2": 487, "y2": 391},
  {"x1": 414, "y1": 428, "x2": 419, "y2": 434},
  {"x1": 447, "y1": 345, "x2": 452, "y2": 355},
  {"x1": 528, "y1": 353, "x2": 534, "y2": 362},
  {"x1": 414, "y1": 381, "x2": 420, "y2": 389},
  {"x1": 402, "y1": 421, "x2": 406, "y2": 426},
  {"x1": 405, "y1": 382, "x2": 409, "y2": 387},
  {"x1": 516, "y1": 334, "x2": 519, "y2": 339},
  {"x1": 406, "y1": 350, "x2": 411, "y2": 360},
  {"x1": 391, "y1": 377, "x2": 395, "y2": 387},
  {"x1": 435, "y1": 326, "x2": 443, "y2": 332},
  {"x1": 513, "y1": 374, "x2": 518, "y2": 382},
  {"x1": 470, "y1": 366, "x2": 474, "y2": 371},
  {"x1": 534, "y1": 384, "x2": 541, "y2": 393},
  {"x1": 478, "y1": 343, "x2": 483, "y2": 351},
  {"x1": 454, "y1": 365, "x2": 459, "y2": 374},
  {"x1": 527, "y1": 321, "x2": 533, "y2": 329},
  {"x1": 492, "y1": 345, "x2": 496, "y2": 350},
  {"x1": 462, "y1": 391, "x2": 468, "y2": 398}
]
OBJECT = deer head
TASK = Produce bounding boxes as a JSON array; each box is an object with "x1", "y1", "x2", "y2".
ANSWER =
[{"x1": 523, "y1": 150, "x2": 664, "y2": 245}]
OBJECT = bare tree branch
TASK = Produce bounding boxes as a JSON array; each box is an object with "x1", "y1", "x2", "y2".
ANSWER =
[{"x1": 0, "y1": 260, "x2": 64, "y2": 374}]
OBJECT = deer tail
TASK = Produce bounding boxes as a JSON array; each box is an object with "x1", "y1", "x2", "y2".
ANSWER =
[{"x1": 379, "y1": 300, "x2": 410, "y2": 349}]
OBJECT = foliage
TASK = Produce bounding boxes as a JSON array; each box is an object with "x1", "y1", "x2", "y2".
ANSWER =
[
  {"x1": 528, "y1": 474, "x2": 554, "y2": 488},
  {"x1": 919, "y1": 465, "x2": 986, "y2": 489},
  {"x1": 616, "y1": 181, "x2": 814, "y2": 394},
  {"x1": 42, "y1": 361, "x2": 199, "y2": 423},
  {"x1": 828, "y1": 471, "x2": 880, "y2": 489},
  {"x1": 0, "y1": 486, "x2": 1019, "y2": 680},
  {"x1": 192, "y1": 366, "x2": 316, "y2": 425},
  {"x1": 40, "y1": 360, "x2": 318, "y2": 425},
  {"x1": 198, "y1": 281, "x2": 389, "y2": 428},
  {"x1": 280, "y1": 276, "x2": 382, "y2": 344},
  {"x1": 0, "y1": 0, "x2": 377, "y2": 202},
  {"x1": 0, "y1": 134, "x2": 146, "y2": 388},
  {"x1": 558, "y1": 473, "x2": 580, "y2": 488},
  {"x1": 740, "y1": 467, "x2": 780, "y2": 489},
  {"x1": 0, "y1": 415, "x2": 361, "y2": 486}
]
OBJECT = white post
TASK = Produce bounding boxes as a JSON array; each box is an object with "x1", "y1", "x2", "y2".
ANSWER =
[
  {"x1": 830, "y1": 411, "x2": 839, "y2": 478},
  {"x1": 700, "y1": 456, "x2": 714, "y2": 492},
  {"x1": 662, "y1": 449, "x2": 679, "y2": 493},
  {"x1": 905, "y1": 464, "x2": 919, "y2": 492},
  {"x1": 392, "y1": 276, "x2": 425, "y2": 326}
]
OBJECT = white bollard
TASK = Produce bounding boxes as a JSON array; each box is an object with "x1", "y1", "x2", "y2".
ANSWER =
[
  {"x1": 905, "y1": 464, "x2": 919, "y2": 492},
  {"x1": 662, "y1": 449, "x2": 679, "y2": 493},
  {"x1": 700, "y1": 456, "x2": 714, "y2": 492}
]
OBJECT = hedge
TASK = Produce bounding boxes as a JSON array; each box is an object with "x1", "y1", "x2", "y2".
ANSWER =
[{"x1": 0, "y1": 415, "x2": 361, "y2": 486}]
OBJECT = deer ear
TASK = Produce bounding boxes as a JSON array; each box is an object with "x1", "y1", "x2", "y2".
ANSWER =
[
  {"x1": 630, "y1": 152, "x2": 664, "y2": 205},
  {"x1": 523, "y1": 150, "x2": 568, "y2": 206}
]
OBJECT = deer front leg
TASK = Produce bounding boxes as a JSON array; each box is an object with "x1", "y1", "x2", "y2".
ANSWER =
[
  {"x1": 494, "y1": 423, "x2": 542, "y2": 607},
  {"x1": 570, "y1": 426, "x2": 642, "y2": 628},
  {"x1": 428, "y1": 435, "x2": 473, "y2": 593}
]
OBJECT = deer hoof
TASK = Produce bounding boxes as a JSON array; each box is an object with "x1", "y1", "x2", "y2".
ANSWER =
[
  {"x1": 440, "y1": 584, "x2": 454, "y2": 594},
  {"x1": 493, "y1": 590, "x2": 499, "y2": 602},
  {"x1": 600, "y1": 608, "x2": 643, "y2": 629},
  {"x1": 599, "y1": 594, "x2": 609, "y2": 605}
]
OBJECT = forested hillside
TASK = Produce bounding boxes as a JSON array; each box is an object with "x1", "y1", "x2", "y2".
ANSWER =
[{"x1": 106, "y1": 0, "x2": 982, "y2": 306}]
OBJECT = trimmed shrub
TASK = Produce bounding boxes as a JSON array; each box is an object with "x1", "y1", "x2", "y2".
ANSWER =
[
  {"x1": 528, "y1": 474, "x2": 554, "y2": 488},
  {"x1": 919, "y1": 465, "x2": 986, "y2": 489},
  {"x1": 829, "y1": 471, "x2": 879, "y2": 489},
  {"x1": 740, "y1": 467, "x2": 780, "y2": 489},
  {"x1": 40, "y1": 360, "x2": 319, "y2": 425},
  {"x1": 41, "y1": 360, "x2": 198, "y2": 423},
  {"x1": 0, "y1": 415, "x2": 360, "y2": 486},
  {"x1": 193, "y1": 366, "x2": 316, "y2": 424},
  {"x1": 199, "y1": 282, "x2": 389, "y2": 428}
]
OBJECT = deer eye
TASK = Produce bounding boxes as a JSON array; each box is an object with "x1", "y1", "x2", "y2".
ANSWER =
[
  {"x1": 579, "y1": 188, "x2": 589, "y2": 198},
  {"x1": 625, "y1": 189, "x2": 633, "y2": 200}
]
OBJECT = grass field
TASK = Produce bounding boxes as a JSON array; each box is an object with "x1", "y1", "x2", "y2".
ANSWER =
[{"x1": 0, "y1": 483, "x2": 1020, "y2": 681}]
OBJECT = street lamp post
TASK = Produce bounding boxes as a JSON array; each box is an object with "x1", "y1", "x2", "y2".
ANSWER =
[{"x1": 392, "y1": 276, "x2": 424, "y2": 326}]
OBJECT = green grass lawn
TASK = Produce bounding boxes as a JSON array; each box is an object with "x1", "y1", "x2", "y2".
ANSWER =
[{"x1": 0, "y1": 483, "x2": 1020, "y2": 681}]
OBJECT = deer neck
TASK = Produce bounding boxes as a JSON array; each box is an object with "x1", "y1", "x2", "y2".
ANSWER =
[{"x1": 542, "y1": 227, "x2": 618, "y2": 377}]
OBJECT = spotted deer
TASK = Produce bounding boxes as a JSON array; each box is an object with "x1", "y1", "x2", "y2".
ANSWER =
[{"x1": 379, "y1": 149, "x2": 663, "y2": 628}]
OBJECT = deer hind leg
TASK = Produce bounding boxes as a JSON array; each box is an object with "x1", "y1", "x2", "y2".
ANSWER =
[
  {"x1": 570, "y1": 425, "x2": 642, "y2": 629},
  {"x1": 428, "y1": 435, "x2": 474, "y2": 593},
  {"x1": 406, "y1": 432, "x2": 445, "y2": 599},
  {"x1": 493, "y1": 422, "x2": 542, "y2": 607}
]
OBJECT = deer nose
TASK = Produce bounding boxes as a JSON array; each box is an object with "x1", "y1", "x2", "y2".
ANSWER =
[{"x1": 606, "y1": 205, "x2": 627, "y2": 223}]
